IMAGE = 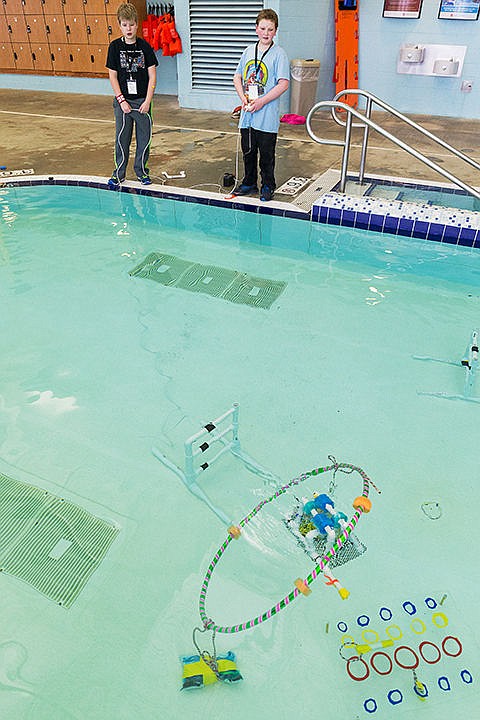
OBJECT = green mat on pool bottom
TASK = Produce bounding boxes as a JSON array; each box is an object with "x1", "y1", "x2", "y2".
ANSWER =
[
  {"x1": 0, "y1": 472, "x2": 119, "y2": 607},
  {"x1": 129, "y1": 251, "x2": 287, "y2": 309}
]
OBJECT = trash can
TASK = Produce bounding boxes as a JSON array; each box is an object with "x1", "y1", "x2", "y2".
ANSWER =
[{"x1": 289, "y1": 59, "x2": 320, "y2": 117}]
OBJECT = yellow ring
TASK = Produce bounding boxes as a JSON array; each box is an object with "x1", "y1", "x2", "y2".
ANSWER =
[
  {"x1": 432, "y1": 612, "x2": 449, "y2": 628},
  {"x1": 385, "y1": 624, "x2": 403, "y2": 640},
  {"x1": 361, "y1": 629, "x2": 379, "y2": 644},
  {"x1": 410, "y1": 618, "x2": 427, "y2": 635},
  {"x1": 341, "y1": 634, "x2": 356, "y2": 648}
]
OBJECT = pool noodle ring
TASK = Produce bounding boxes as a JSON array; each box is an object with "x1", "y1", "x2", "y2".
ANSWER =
[
  {"x1": 441, "y1": 636, "x2": 462, "y2": 657},
  {"x1": 370, "y1": 651, "x2": 393, "y2": 676},
  {"x1": 394, "y1": 645, "x2": 419, "y2": 670},
  {"x1": 199, "y1": 462, "x2": 377, "y2": 634}
]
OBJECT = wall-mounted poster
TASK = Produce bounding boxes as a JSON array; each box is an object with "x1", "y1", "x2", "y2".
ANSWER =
[
  {"x1": 383, "y1": 0, "x2": 423, "y2": 17},
  {"x1": 438, "y1": 0, "x2": 480, "y2": 19}
]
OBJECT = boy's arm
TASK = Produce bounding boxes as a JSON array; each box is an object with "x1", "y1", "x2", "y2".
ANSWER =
[
  {"x1": 233, "y1": 72, "x2": 248, "y2": 107},
  {"x1": 108, "y1": 69, "x2": 132, "y2": 113},
  {"x1": 139, "y1": 65, "x2": 156, "y2": 113}
]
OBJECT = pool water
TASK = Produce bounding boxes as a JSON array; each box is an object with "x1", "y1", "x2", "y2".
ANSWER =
[{"x1": 1, "y1": 184, "x2": 479, "y2": 719}]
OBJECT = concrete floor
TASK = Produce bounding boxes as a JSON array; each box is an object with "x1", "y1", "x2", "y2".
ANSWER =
[{"x1": 1, "y1": 89, "x2": 480, "y2": 196}]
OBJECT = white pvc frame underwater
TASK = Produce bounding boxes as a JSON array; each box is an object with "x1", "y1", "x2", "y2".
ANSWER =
[
  {"x1": 152, "y1": 403, "x2": 282, "y2": 525},
  {"x1": 414, "y1": 329, "x2": 479, "y2": 402}
]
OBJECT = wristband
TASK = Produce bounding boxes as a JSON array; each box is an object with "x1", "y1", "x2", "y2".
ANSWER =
[{"x1": 116, "y1": 94, "x2": 125, "y2": 103}]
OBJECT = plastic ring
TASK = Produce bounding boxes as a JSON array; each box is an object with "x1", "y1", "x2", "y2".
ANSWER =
[
  {"x1": 460, "y1": 669, "x2": 473, "y2": 684},
  {"x1": 346, "y1": 657, "x2": 370, "y2": 681},
  {"x1": 379, "y1": 606, "x2": 392, "y2": 621},
  {"x1": 387, "y1": 689, "x2": 403, "y2": 706},
  {"x1": 410, "y1": 618, "x2": 427, "y2": 635},
  {"x1": 363, "y1": 698, "x2": 377, "y2": 713},
  {"x1": 432, "y1": 611, "x2": 449, "y2": 628},
  {"x1": 438, "y1": 676, "x2": 451, "y2": 691},
  {"x1": 337, "y1": 621, "x2": 348, "y2": 633},
  {"x1": 419, "y1": 641, "x2": 441, "y2": 664},
  {"x1": 361, "y1": 629, "x2": 379, "y2": 644},
  {"x1": 357, "y1": 614, "x2": 370, "y2": 627},
  {"x1": 370, "y1": 651, "x2": 393, "y2": 676},
  {"x1": 414, "y1": 682, "x2": 428, "y2": 698},
  {"x1": 341, "y1": 634, "x2": 356, "y2": 648},
  {"x1": 394, "y1": 645, "x2": 419, "y2": 670},
  {"x1": 442, "y1": 636, "x2": 462, "y2": 658},
  {"x1": 385, "y1": 624, "x2": 403, "y2": 640},
  {"x1": 425, "y1": 597, "x2": 437, "y2": 609},
  {"x1": 402, "y1": 601, "x2": 416, "y2": 616}
]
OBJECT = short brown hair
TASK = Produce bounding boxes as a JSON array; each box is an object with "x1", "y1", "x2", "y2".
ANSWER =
[
  {"x1": 117, "y1": 2, "x2": 137, "y2": 23},
  {"x1": 256, "y1": 9, "x2": 279, "y2": 28}
]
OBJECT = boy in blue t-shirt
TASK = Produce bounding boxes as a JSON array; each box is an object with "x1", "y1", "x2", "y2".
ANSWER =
[{"x1": 233, "y1": 9, "x2": 289, "y2": 202}]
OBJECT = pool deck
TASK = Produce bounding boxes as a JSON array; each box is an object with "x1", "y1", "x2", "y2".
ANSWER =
[{"x1": 2, "y1": 88, "x2": 480, "y2": 198}]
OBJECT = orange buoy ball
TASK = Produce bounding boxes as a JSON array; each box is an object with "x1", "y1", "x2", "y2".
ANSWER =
[{"x1": 353, "y1": 496, "x2": 372, "y2": 513}]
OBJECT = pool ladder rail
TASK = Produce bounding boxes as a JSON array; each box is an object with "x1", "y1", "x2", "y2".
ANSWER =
[
  {"x1": 152, "y1": 403, "x2": 282, "y2": 525},
  {"x1": 306, "y1": 88, "x2": 480, "y2": 202},
  {"x1": 413, "y1": 329, "x2": 480, "y2": 403}
]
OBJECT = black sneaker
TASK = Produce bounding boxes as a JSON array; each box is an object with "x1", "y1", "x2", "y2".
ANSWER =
[
  {"x1": 232, "y1": 183, "x2": 259, "y2": 196},
  {"x1": 108, "y1": 175, "x2": 124, "y2": 188},
  {"x1": 260, "y1": 186, "x2": 273, "y2": 202},
  {"x1": 138, "y1": 176, "x2": 152, "y2": 185}
]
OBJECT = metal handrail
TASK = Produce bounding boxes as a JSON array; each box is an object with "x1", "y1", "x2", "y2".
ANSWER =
[{"x1": 305, "y1": 89, "x2": 480, "y2": 201}]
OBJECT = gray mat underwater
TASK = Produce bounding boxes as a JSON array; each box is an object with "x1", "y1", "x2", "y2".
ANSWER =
[
  {"x1": 0, "y1": 472, "x2": 119, "y2": 607},
  {"x1": 129, "y1": 252, "x2": 287, "y2": 309}
]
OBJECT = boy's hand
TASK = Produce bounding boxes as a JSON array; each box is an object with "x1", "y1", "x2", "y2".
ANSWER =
[
  {"x1": 138, "y1": 100, "x2": 150, "y2": 113},
  {"x1": 120, "y1": 100, "x2": 132, "y2": 113},
  {"x1": 246, "y1": 97, "x2": 265, "y2": 112}
]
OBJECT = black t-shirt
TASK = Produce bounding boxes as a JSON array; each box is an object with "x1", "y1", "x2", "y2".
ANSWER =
[{"x1": 106, "y1": 37, "x2": 158, "y2": 99}]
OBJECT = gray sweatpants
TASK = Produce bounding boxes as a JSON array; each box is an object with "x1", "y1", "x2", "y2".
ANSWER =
[{"x1": 112, "y1": 97, "x2": 152, "y2": 180}]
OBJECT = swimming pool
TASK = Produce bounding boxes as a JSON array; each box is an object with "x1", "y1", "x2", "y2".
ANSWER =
[{"x1": 1, "y1": 181, "x2": 479, "y2": 719}]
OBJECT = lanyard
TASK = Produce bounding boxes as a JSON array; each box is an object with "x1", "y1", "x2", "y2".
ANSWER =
[{"x1": 253, "y1": 41, "x2": 273, "y2": 79}]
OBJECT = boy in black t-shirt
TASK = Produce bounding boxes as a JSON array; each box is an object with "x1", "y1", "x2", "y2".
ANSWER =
[{"x1": 106, "y1": 3, "x2": 158, "y2": 186}]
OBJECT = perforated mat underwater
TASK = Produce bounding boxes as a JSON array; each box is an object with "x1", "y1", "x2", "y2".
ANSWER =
[
  {"x1": 0, "y1": 472, "x2": 120, "y2": 607},
  {"x1": 129, "y1": 252, "x2": 287, "y2": 309}
]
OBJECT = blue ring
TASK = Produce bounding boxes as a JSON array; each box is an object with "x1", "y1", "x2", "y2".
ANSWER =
[
  {"x1": 438, "y1": 676, "x2": 451, "y2": 691},
  {"x1": 363, "y1": 698, "x2": 377, "y2": 714},
  {"x1": 424, "y1": 596, "x2": 437, "y2": 609},
  {"x1": 357, "y1": 614, "x2": 370, "y2": 627},
  {"x1": 337, "y1": 621, "x2": 348, "y2": 633},
  {"x1": 379, "y1": 606, "x2": 393, "y2": 621},
  {"x1": 414, "y1": 682, "x2": 428, "y2": 698},
  {"x1": 461, "y1": 669, "x2": 473, "y2": 684},
  {"x1": 387, "y1": 689, "x2": 403, "y2": 706},
  {"x1": 402, "y1": 601, "x2": 417, "y2": 616}
]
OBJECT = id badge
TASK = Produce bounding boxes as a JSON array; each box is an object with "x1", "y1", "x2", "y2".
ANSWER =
[
  {"x1": 248, "y1": 84, "x2": 258, "y2": 100},
  {"x1": 127, "y1": 80, "x2": 137, "y2": 94}
]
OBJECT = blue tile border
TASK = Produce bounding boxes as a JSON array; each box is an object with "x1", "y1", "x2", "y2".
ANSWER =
[{"x1": 311, "y1": 191, "x2": 480, "y2": 249}]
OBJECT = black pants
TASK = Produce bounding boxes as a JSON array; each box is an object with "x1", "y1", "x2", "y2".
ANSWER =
[{"x1": 240, "y1": 127, "x2": 277, "y2": 191}]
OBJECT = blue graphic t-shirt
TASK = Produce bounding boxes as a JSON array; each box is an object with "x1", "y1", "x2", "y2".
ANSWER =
[{"x1": 235, "y1": 42, "x2": 289, "y2": 133}]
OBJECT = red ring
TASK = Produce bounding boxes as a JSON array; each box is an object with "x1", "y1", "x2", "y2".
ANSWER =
[
  {"x1": 346, "y1": 657, "x2": 370, "y2": 681},
  {"x1": 419, "y1": 641, "x2": 441, "y2": 664},
  {"x1": 394, "y1": 645, "x2": 419, "y2": 670},
  {"x1": 442, "y1": 636, "x2": 463, "y2": 658},
  {"x1": 370, "y1": 651, "x2": 393, "y2": 676}
]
